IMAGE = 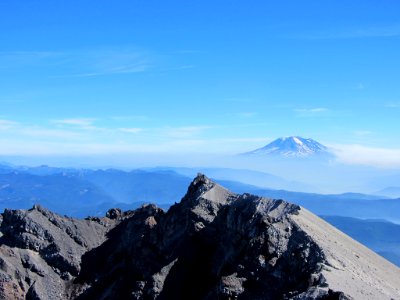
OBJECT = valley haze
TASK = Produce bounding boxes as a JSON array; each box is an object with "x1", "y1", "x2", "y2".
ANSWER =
[{"x1": 2, "y1": 136, "x2": 400, "y2": 195}]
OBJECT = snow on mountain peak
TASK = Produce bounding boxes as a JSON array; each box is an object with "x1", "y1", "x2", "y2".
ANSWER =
[
  {"x1": 243, "y1": 136, "x2": 329, "y2": 157},
  {"x1": 293, "y1": 136, "x2": 303, "y2": 146}
]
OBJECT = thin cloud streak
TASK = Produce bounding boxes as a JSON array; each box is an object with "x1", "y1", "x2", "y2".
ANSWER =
[
  {"x1": 237, "y1": 112, "x2": 257, "y2": 118},
  {"x1": 295, "y1": 108, "x2": 327, "y2": 113},
  {"x1": 355, "y1": 83, "x2": 366, "y2": 90},
  {"x1": 118, "y1": 128, "x2": 144, "y2": 134},
  {"x1": 0, "y1": 51, "x2": 64, "y2": 69},
  {"x1": 294, "y1": 107, "x2": 328, "y2": 117},
  {"x1": 0, "y1": 120, "x2": 218, "y2": 153},
  {"x1": 219, "y1": 98, "x2": 253, "y2": 104},
  {"x1": 296, "y1": 24, "x2": 400, "y2": 40},
  {"x1": 52, "y1": 118, "x2": 104, "y2": 132},
  {"x1": 0, "y1": 119, "x2": 18, "y2": 130},
  {"x1": 19, "y1": 128, "x2": 82, "y2": 139},
  {"x1": 353, "y1": 130, "x2": 373, "y2": 137},
  {"x1": 58, "y1": 62, "x2": 150, "y2": 78},
  {"x1": 53, "y1": 118, "x2": 95, "y2": 126},
  {"x1": 160, "y1": 126, "x2": 213, "y2": 139},
  {"x1": 110, "y1": 115, "x2": 150, "y2": 122},
  {"x1": 0, "y1": 49, "x2": 152, "y2": 78},
  {"x1": 385, "y1": 103, "x2": 400, "y2": 108}
]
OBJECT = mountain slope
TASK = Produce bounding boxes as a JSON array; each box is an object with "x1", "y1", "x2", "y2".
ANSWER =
[
  {"x1": 243, "y1": 136, "x2": 330, "y2": 157},
  {"x1": 321, "y1": 216, "x2": 400, "y2": 267},
  {"x1": 1, "y1": 175, "x2": 399, "y2": 299},
  {"x1": 292, "y1": 209, "x2": 400, "y2": 299}
]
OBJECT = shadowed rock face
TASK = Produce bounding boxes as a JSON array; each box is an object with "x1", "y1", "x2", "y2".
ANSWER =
[
  {"x1": 74, "y1": 175, "x2": 344, "y2": 300},
  {"x1": 1, "y1": 174, "x2": 399, "y2": 299},
  {"x1": 0, "y1": 205, "x2": 124, "y2": 299}
]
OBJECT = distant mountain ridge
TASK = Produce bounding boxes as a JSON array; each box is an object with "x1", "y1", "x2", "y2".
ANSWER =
[
  {"x1": 376, "y1": 186, "x2": 400, "y2": 198},
  {"x1": 0, "y1": 163, "x2": 397, "y2": 219},
  {"x1": 243, "y1": 136, "x2": 330, "y2": 157}
]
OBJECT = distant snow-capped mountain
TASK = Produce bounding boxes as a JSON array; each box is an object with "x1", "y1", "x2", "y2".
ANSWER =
[{"x1": 243, "y1": 136, "x2": 329, "y2": 157}]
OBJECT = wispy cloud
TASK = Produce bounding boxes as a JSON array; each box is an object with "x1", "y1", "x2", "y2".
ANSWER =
[
  {"x1": 169, "y1": 50, "x2": 202, "y2": 55},
  {"x1": 19, "y1": 128, "x2": 82, "y2": 139},
  {"x1": 237, "y1": 112, "x2": 257, "y2": 118},
  {"x1": 0, "y1": 51, "x2": 64, "y2": 69},
  {"x1": 295, "y1": 108, "x2": 327, "y2": 113},
  {"x1": 52, "y1": 118, "x2": 103, "y2": 131},
  {"x1": 385, "y1": 103, "x2": 400, "y2": 108},
  {"x1": 0, "y1": 139, "x2": 209, "y2": 156},
  {"x1": 0, "y1": 117, "x2": 109, "y2": 142},
  {"x1": 161, "y1": 126, "x2": 213, "y2": 139},
  {"x1": 118, "y1": 127, "x2": 143, "y2": 134},
  {"x1": 0, "y1": 47, "x2": 202, "y2": 79},
  {"x1": 160, "y1": 65, "x2": 195, "y2": 72},
  {"x1": 297, "y1": 24, "x2": 400, "y2": 40},
  {"x1": 0, "y1": 49, "x2": 152, "y2": 78},
  {"x1": 219, "y1": 97, "x2": 253, "y2": 103},
  {"x1": 0, "y1": 119, "x2": 18, "y2": 130},
  {"x1": 110, "y1": 115, "x2": 149, "y2": 122},
  {"x1": 63, "y1": 62, "x2": 149, "y2": 78},
  {"x1": 330, "y1": 144, "x2": 400, "y2": 169},
  {"x1": 0, "y1": 98, "x2": 26, "y2": 104},
  {"x1": 0, "y1": 119, "x2": 84, "y2": 139},
  {"x1": 0, "y1": 134, "x2": 269, "y2": 156},
  {"x1": 355, "y1": 83, "x2": 366, "y2": 90},
  {"x1": 0, "y1": 119, "x2": 221, "y2": 155},
  {"x1": 53, "y1": 118, "x2": 95, "y2": 126},
  {"x1": 353, "y1": 130, "x2": 373, "y2": 137},
  {"x1": 294, "y1": 107, "x2": 328, "y2": 117}
]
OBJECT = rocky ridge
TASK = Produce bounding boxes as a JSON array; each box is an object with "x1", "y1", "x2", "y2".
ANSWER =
[
  {"x1": 0, "y1": 174, "x2": 399, "y2": 299},
  {"x1": 0, "y1": 205, "x2": 129, "y2": 299}
]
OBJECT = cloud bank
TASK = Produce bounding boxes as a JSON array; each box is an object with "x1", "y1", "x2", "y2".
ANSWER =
[{"x1": 331, "y1": 144, "x2": 400, "y2": 169}]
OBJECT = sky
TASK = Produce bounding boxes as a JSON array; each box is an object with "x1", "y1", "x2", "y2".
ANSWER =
[{"x1": 0, "y1": 0, "x2": 400, "y2": 168}]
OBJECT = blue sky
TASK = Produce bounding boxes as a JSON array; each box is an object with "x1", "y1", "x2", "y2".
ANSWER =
[{"x1": 1, "y1": 0, "x2": 400, "y2": 167}]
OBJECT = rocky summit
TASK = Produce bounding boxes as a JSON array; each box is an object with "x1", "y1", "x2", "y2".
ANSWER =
[{"x1": 0, "y1": 174, "x2": 399, "y2": 299}]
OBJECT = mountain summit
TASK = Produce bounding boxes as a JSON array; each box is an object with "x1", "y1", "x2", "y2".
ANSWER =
[
  {"x1": 1, "y1": 175, "x2": 400, "y2": 299},
  {"x1": 244, "y1": 136, "x2": 329, "y2": 157}
]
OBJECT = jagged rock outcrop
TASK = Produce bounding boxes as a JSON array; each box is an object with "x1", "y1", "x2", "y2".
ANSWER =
[
  {"x1": 1, "y1": 174, "x2": 400, "y2": 299},
  {"x1": 0, "y1": 205, "x2": 125, "y2": 299}
]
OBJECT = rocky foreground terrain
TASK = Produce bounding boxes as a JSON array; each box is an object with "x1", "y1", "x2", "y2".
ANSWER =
[{"x1": 0, "y1": 174, "x2": 399, "y2": 299}]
